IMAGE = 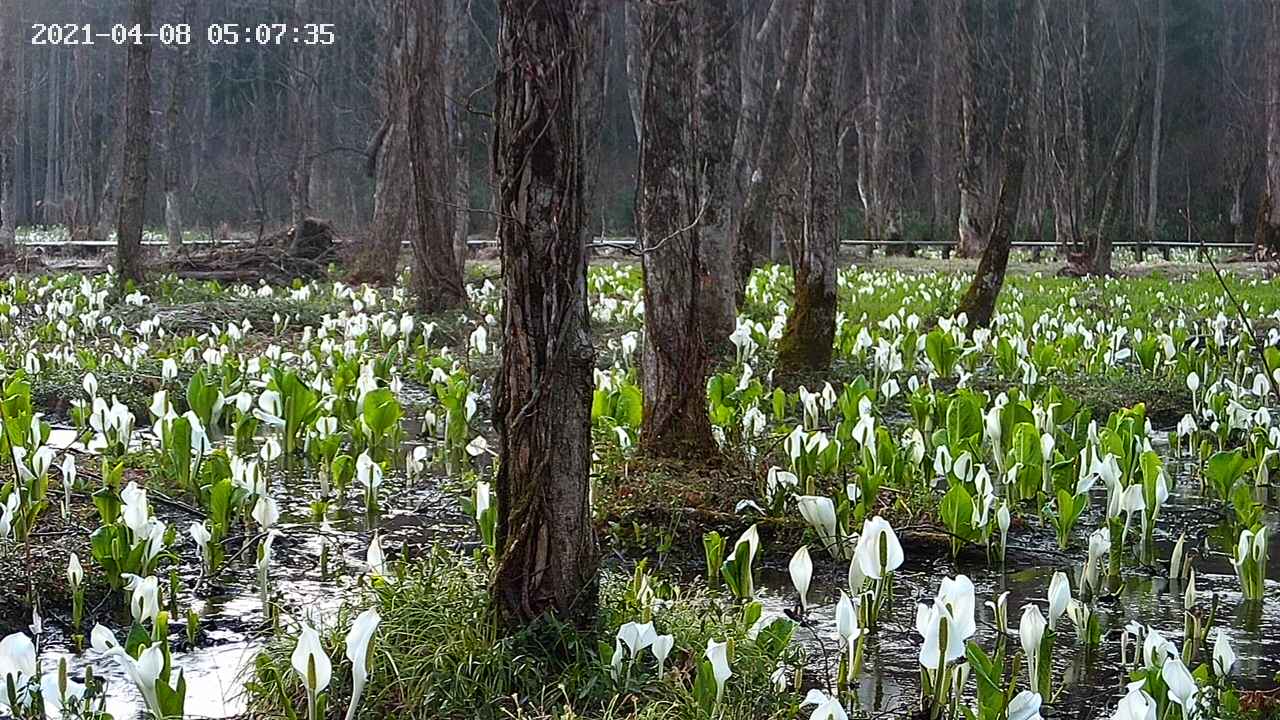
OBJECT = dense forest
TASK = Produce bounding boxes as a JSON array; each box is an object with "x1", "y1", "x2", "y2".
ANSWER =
[{"x1": 3, "y1": 0, "x2": 1280, "y2": 261}]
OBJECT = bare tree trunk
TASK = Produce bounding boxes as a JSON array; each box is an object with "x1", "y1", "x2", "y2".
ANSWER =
[
  {"x1": 694, "y1": 0, "x2": 739, "y2": 350},
  {"x1": 44, "y1": 51, "x2": 63, "y2": 225},
  {"x1": 116, "y1": 0, "x2": 153, "y2": 287},
  {"x1": 777, "y1": 0, "x2": 840, "y2": 373},
  {"x1": 359, "y1": 6, "x2": 409, "y2": 286},
  {"x1": 1089, "y1": 74, "x2": 1147, "y2": 276},
  {"x1": 956, "y1": 0, "x2": 1033, "y2": 327},
  {"x1": 579, "y1": 1, "x2": 609, "y2": 243},
  {"x1": 637, "y1": 1, "x2": 716, "y2": 459},
  {"x1": 288, "y1": 0, "x2": 313, "y2": 231},
  {"x1": 164, "y1": 2, "x2": 190, "y2": 252},
  {"x1": 1262, "y1": 1, "x2": 1280, "y2": 256},
  {"x1": 445, "y1": 0, "x2": 471, "y2": 271},
  {"x1": 854, "y1": 0, "x2": 903, "y2": 248},
  {"x1": 491, "y1": 0, "x2": 598, "y2": 629},
  {"x1": 0, "y1": 4, "x2": 17, "y2": 245},
  {"x1": 1145, "y1": 0, "x2": 1167, "y2": 243},
  {"x1": 734, "y1": 0, "x2": 813, "y2": 294},
  {"x1": 955, "y1": 0, "x2": 985, "y2": 258},
  {"x1": 623, "y1": 1, "x2": 643, "y2": 146},
  {"x1": 927, "y1": 0, "x2": 950, "y2": 243},
  {"x1": 404, "y1": 1, "x2": 466, "y2": 313}
]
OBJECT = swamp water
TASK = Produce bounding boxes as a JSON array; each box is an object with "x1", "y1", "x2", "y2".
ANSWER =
[{"x1": 20, "y1": 430, "x2": 1280, "y2": 719}]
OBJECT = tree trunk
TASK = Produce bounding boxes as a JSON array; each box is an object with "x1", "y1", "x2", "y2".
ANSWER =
[
  {"x1": 1089, "y1": 73, "x2": 1147, "y2": 276},
  {"x1": 927, "y1": 0, "x2": 951, "y2": 243},
  {"x1": 1145, "y1": 0, "x2": 1167, "y2": 243},
  {"x1": 357, "y1": 6, "x2": 410, "y2": 285},
  {"x1": 403, "y1": 1, "x2": 466, "y2": 313},
  {"x1": 637, "y1": 1, "x2": 716, "y2": 459},
  {"x1": 955, "y1": 0, "x2": 985, "y2": 258},
  {"x1": 491, "y1": 0, "x2": 599, "y2": 629},
  {"x1": 164, "y1": 4, "x2": 190, "y2": 252},
  {"x1": 1262, "y1": 1, "x2": 1280, "y2": 256},
  {"x1": 854, "y1": 0, "x2": 903, "y2": 249},
  {"x1": 445, "y1": 0, "x2": 471, "y2": 271},
  {"x1": 44, "y1": 51, "x2": 63, "y2": 225},
  {"x1": 0, "y1": 4, "x2": 17, "y2": 245},
  {"x1": 957, "y1": 0, "x2": 1032, "y2": 328},
  {"x1": 288, "y1": 0, "x2": 313, "y2": 231},
  {"x1": 623, "y1": 1, "x2": 643, "y2": 146},
  {"x1": 579, "y1": 1, "x2": 609, "y2": 242},
  {"x1": 116, "y1": 0, "x2": 153, "y2": 287},
  {"x1": 777, "y1": 0, "x2": 840, "y2": 373},
  {"x1": 693, "y1": 0, "x2": 740, "y2": 351},
  {"x1": 733, "y1": 1, "x2": 813, "y2": 296}
]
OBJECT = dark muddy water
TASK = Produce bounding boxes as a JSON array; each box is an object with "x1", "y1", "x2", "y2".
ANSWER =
[
  {"x1": 28, "y1": 429, "x2": 1280, "y2": 719},
  {"x1": 35, "y1": 453, "x2": 471, "y2": 719},
  {"x1": 755, "y1": 458, "x2": 1280, "y2": 718}
]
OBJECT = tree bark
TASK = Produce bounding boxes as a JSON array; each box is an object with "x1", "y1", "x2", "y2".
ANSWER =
[
  {"x1": 777, "y1": 0, "x2": 840, "y2": 373},
  {"x1": 956, "y1": 0, "x2": 1032, "y2": 328},
  {"x1": 0, "y1": 4, "x2": 17, "y2": 245},
  {"x1": 287, "y1": 0, "x2": 313, "y2": 231},
  {"x1": 357, "y1": 5, "x2": 410, "y2": 284},
  {"x1": 623, "y1": 1, "x2": 643, "y2": 146},
  {"x1": 404, "y1": 1, "x2": 466, "y2": 313},
  {"x1": 854, "y1": 0, "x2": 903, "y2": 247},
  {"x1": 164, "y1": 2, "x2": 190, "y2": 252},
  {"x1": 955, "y1": 0, "x2": 986, "y2": 258},
  {"x1": 116, "y1": 0, "x2": 153, "y2": 287},
  {"x1": 1088, "y1": 73, "x2": 1147, "y2": 276},
  {"x1": 733, "y1": 0, "x2": 813, "y2": 296},
  {"x1": 44, "y1": 50, "x2": 63, "y2": 225},
  {"x1": 1262, "y1": 0, "x2": 1280, "y2": 256},
  {"x1": 693, "y1": 0, "x2": 740, "y2": 351},
  {"x1": 491, "y1": 0, "x2": 599, "y2": 629},
  {"x1": 637, "y1": 1, "x2": 716, "y2": 459},
  {"x1": 1145, "y1": 0, "x2": 1166, "y2": 243},
  {"x1": 445, "y1": 0, "x2": 471, "y2": 271}
]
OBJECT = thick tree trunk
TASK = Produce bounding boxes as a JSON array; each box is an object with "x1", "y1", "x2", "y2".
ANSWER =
[
  {"x1": 357, "y1": 8, "x2": 409, "y2": 285},
  {"x1": 638, "y1": 2, "x2": 716, "y2": 459},
  {"x1": 694, "y1": 0, "x2": 739, "y2": 351},
  {"x1": 777, "y1": 0, "x2": 840, "y2": 373},
  {"x1": 404, "y1": 1, "x2": 466, "y2": 313},
  {"x1": 491, "y1": 0, "x2": 599, "y2": 629},
  {"x1": 116, "y1": 0, "x2": 152, "y2": 287},
  {"x1": 955, "y1": 0, "x2": 1032, "y2": 328},
  {"x1": 733, "y1": 1, "x2": 813, "y2": 295}
]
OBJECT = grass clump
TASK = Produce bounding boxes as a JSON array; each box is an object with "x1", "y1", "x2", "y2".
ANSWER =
[{"x1": 246, "y1": 548, "x2": 806, "y2": 720}]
